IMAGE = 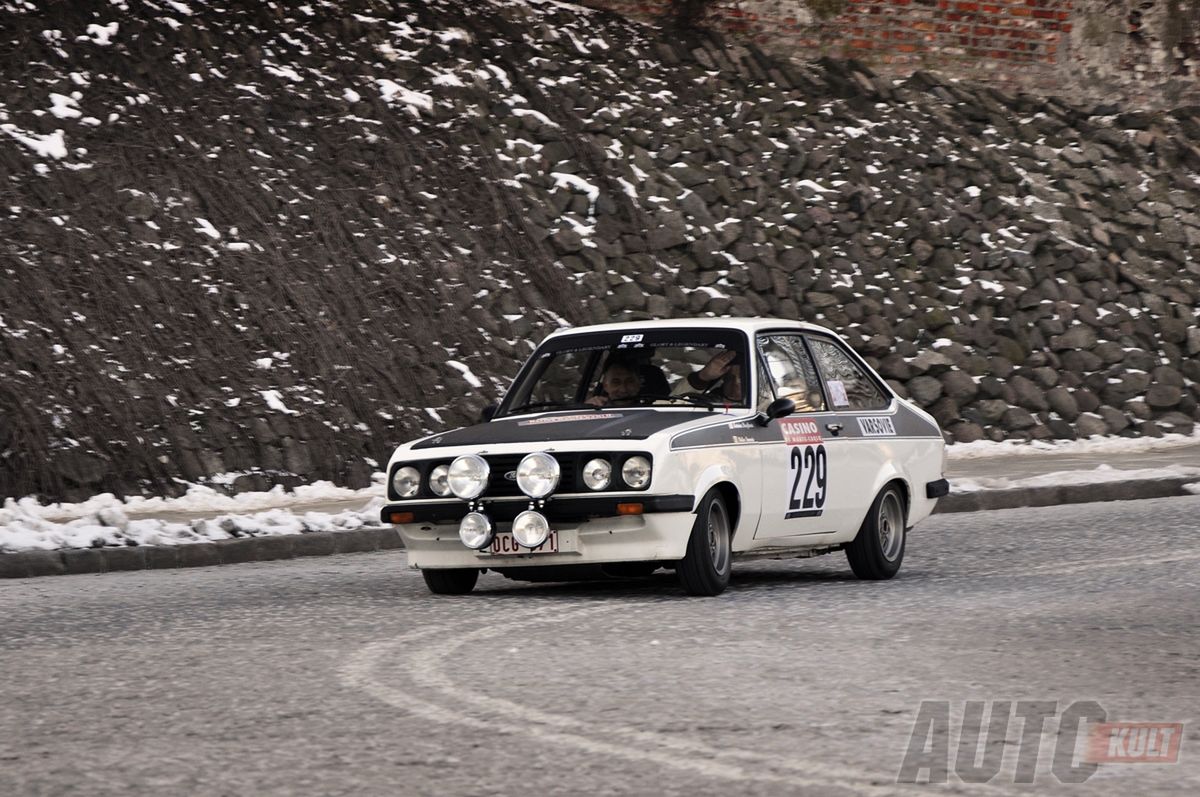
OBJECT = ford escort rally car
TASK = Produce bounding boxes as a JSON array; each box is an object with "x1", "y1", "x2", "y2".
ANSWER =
[{"x1": 381, "y1": 318, "x2": 949, "y2": 596}]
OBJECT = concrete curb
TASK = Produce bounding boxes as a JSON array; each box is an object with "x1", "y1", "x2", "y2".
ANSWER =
[
  {"x1": 934, "y1": 476, "x2": 1198, "y2": 514},
  {"x1": 2, "y1": 479, "x2": 1196, "y2": 579},
  {"x1": 0, "y1": 526, "x2": 404, "y2": 580}
]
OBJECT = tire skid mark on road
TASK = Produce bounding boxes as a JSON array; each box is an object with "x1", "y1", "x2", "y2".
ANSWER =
[
  {"x1": 340, "y1": 626, "x2": 493, "y2": 730},
  {"x1": 342, "y1": 604, "x2": 949, "y2": 796}
]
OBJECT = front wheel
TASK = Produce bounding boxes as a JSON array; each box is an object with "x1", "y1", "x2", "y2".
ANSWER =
[
  {"x1": 845, "y1": 485, "x2": 906, "y2": 580},
  {"x1": 422, "y1": 568, "x2": 479, "y2": 595},
  {"x1": 677, "y1": 491, "x2": 733, "y2": 596}
]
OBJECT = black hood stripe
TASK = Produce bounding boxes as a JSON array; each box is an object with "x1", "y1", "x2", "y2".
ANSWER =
[{"x1": 411, "y1": 409, "x2": 720, "y2": 450}]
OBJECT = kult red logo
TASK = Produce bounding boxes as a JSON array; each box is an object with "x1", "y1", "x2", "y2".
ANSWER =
[{"x1": 1086, "y1": 722, "x2": 1183, "y2": 764}]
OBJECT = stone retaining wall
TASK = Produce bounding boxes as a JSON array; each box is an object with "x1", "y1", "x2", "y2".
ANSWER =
[{"x1": 1, "y1": 0, "x2": 1197, "y2": 503}]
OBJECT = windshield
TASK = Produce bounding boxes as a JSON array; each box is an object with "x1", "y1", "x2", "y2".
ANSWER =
[{"x1": 497, "y1": 328, "x2": 751, "y2": 417}]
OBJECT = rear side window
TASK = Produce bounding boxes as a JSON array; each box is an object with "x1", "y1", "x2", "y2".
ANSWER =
[{"x1": 807, "y1": 337, "x2": 890, "y2": 411}]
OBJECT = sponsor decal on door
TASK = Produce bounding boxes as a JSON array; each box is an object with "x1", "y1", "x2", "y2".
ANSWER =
[
  {"x1": 780, "y1": 418, "x2": 823, "y2": 446},
  {"x1": 858, "y1": 416, "x2": 896, "y2": 437}
]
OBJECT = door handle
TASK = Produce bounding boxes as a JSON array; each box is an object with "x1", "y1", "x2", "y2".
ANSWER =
[{"x1": 825, "y1": 423, "x2": 844, "y2": 436}]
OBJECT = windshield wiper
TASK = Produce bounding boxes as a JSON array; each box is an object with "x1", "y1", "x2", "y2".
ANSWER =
[
  {"x1": 630, "y1": 394, "x2": 717, "y2": 410},
  {"x1": 505, "y1": 400, "x2": 597, "y2": 415}
]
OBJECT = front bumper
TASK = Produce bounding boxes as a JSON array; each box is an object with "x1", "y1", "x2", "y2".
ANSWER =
[
  {"x1": 382, "y1": 495, "x2": 697, "y2": 570},
  {"x1": 379, "y1": 494, "x2": 694, "y2": 525}
]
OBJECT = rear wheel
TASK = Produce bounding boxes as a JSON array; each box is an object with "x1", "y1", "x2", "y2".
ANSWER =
[
  {"x1": 677, "y1": 491, "x2": 732, "y2": 596},
  {"x1": 421, "y1": 568, "x2": 479, "y2": 595},
  {"x1": 845, "y1": 485, "x2": 906, "y2": 580}
]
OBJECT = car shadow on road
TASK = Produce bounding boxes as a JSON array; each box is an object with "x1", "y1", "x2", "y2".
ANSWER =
[{"x1": 469, "y1": 563, "x2": 868, "y2": 600}]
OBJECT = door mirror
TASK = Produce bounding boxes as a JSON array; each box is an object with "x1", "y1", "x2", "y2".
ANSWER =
[
  {"x1": 763, "y1": 397, "x2": 796, "y2": 423},
  {"x1": 479, "y1": 403, "x2": 499, "y2": 423}
]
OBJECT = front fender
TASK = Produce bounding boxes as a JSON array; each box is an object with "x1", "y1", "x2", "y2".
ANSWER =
[{"x1": 690, "y1": 463, "x2": 739, "y2": 513}]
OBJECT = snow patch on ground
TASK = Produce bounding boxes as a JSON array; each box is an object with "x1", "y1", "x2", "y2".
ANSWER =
[
  {"x1": 952, "y1": 464, "x2": 1200, "y2": 493},
  {"x1": 946, "y1": 429, "x2": 1200, "y2": 460},
  {"x1": 4, "y1": 479, "x2": 381, "y2": 525},
  {"x1": 5, "y1": 427, "x2": 1199, "y2": 552},
  {"x1": 0, "y1": 479, "x2": 388, "y2": 553},
  {"x1": 0, "y1": 504, "x2": 383, "y2": 553}
]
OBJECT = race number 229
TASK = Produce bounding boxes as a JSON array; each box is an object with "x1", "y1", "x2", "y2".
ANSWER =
[{"x1": 786, "y1": 444, "x2": 827, "y2": 519}]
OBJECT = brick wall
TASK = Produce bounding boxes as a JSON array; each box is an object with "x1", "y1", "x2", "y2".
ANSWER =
[{"x1": 586, "y1": 0, "x2": 1199, "y2": 108}]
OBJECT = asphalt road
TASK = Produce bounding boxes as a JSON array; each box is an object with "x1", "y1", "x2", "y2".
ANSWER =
[{"x1": 2, "y1": 497, "x2": 1198, "y2": 796}]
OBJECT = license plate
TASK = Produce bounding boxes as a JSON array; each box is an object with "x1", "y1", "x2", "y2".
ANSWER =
[{"x1": 488, "y1": 530, "x2": 560, "y2": 556}]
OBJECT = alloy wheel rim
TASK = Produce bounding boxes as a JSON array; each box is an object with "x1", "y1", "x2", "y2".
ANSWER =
[
  {"x1": 878, "y1": 492, "x2": 904, "y2": 562},
  {"x1": 707, "y1": 501, "x2": 731, "y2": 573}
]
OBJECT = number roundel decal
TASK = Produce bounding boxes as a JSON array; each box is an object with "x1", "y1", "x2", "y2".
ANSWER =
[
  {"x1": 780, "y1": 418, "x2": 828, "y2": 519},
  {"x1": 787, "y1": 444, "x2": 828, "y2": 519}
]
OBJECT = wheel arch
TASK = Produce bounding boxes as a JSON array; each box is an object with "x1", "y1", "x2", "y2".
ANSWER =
[
  {"x1": 710, "y1": 481, "x2": 741, "y2": 540},
  {"x1": 866, "y1": 463, "x2": 912, "y2": 527},
  {"x1": 690, "y1": 461, "x2": 743, "y2": 540},
  {"x1": 883, "y1": 477, "x2": 911, "y2": 527}
]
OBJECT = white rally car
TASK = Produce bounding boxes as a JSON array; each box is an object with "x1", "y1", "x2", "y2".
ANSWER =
[{"x1": 381, "y1": 318, "x2": 948, "y2": 596}]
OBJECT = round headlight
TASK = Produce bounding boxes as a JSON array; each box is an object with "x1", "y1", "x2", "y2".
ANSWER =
[
  {"x1": 582, "y1": 458, "x2": 611, "y2": 491},
  {"x1": 458, "y1": 512, "x2": 493, "y2": 550},
  {"x1": 516, "y1": 452, "x2": 560, "y2": 499},
  {"x1": 512, "y1": 510, "x2": 551, "y2": 549},
  {"x1": 391, "y1": 466, "x2": 421, "y2": 498},
  {"x1": 429, "y1": 464, "x2": 451, "y2": 497},
  {"x1": 621, "y1": 456, "x2": 652, "y2": 489},
  {"x1": 448, "y1": 454, "x2": 490, "y2": 499}
]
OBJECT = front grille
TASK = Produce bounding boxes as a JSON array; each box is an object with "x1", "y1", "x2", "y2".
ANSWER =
[
  {"x1": 482, "y1": 454, "x2": 522, "y2": 497},
  {"x1": 482, "y1": 453, "x2": 580, "y2": 497}
]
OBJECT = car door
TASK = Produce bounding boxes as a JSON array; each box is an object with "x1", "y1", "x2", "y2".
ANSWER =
[
  {"x1": 752, "y1": 332, "x2": 838, "y2": 541},
  {"x1": 804, "y1": 334, "x2": 896, "y2": 538}
]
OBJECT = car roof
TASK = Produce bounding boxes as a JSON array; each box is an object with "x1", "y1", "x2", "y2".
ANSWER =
[{"x1": 544, "y1": 317, "x2": 833, "y2": 339}]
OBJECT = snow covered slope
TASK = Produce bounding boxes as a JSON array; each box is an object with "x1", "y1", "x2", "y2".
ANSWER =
[{"x1": 1, "y1": 0, "x2": 1197, "y2": 503}]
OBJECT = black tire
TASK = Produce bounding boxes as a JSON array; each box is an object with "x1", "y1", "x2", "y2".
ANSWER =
[
  {"x1": 845, "y1": 484, "x2": 906, "y2": 580},
  {"x1": 421, "y1": 568, "x2": 479, "y2": 595},
  {"x1": 677, "y1": 491, "x2": 733, "y2": 596}
]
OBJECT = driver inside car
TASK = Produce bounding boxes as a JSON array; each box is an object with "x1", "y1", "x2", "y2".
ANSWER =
[
  {"x1": 585, "y1": 358, "x2": 642, "y2": 407},
  {"x1": 587, "y1": 351, "x2": 745, "y2": 407}
]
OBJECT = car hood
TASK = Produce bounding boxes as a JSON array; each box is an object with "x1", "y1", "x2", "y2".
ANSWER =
[{"x1": 410, "y1": 409, "x2": 722, "y2": 450}]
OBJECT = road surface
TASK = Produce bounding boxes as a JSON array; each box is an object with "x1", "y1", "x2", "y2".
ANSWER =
[{"x1": 2, "y1": 496, "x2": 1198, "y2": 795}]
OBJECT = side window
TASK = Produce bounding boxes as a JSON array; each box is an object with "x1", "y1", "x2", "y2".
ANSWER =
[
  {"x1": 757, "y1": 335, "x2": 826, "y2": 413},
  {"x1": 807, "y1": 337, "x2": 890, "y2": 411}
]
